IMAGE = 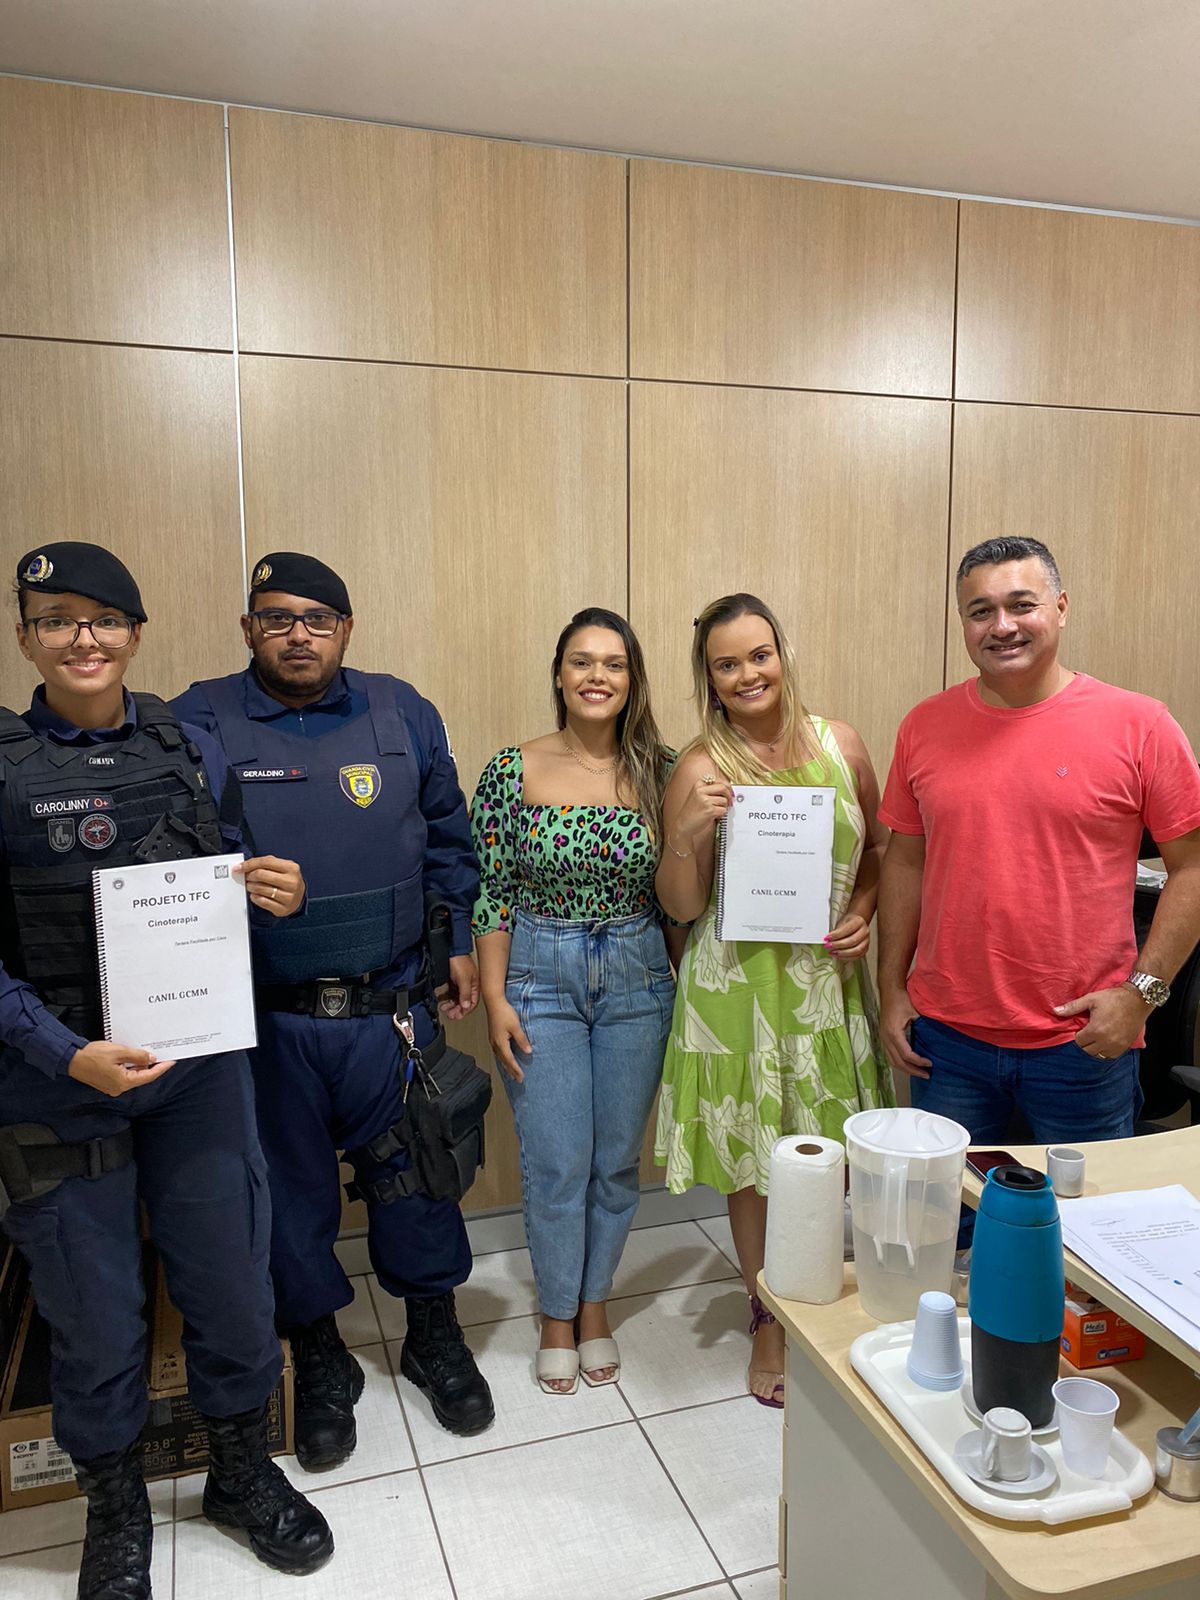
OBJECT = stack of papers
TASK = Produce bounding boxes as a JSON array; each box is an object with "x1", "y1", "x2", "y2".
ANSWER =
[{"x1": 1059, "y1": 1185, "x2": 1200, "y2": 1355}]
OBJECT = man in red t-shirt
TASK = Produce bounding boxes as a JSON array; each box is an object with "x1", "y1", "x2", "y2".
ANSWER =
[{"x1": 878, "y1": 536, "x2": 1200, "y2": 1146}]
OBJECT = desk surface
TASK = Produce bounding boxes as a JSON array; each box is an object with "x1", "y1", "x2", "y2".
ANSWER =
[
  {"x1": 963, "y1": 1126, "x2": 1200, "y2": 1370},
  {"x1": 762, "y1": 1269, "x2": 1200, "y2": 1600}
]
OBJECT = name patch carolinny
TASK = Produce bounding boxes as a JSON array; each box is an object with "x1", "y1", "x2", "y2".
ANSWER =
[{"x1": 29, "y1": 795, "x2": 113, "y2": 817}]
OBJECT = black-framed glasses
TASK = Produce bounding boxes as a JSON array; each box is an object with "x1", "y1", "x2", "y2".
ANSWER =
[
  {"x1": 27, "y1": 615, "x2": 134, "y2": 649},
  {"x1": 251, "y1": 608, "x2": 345, "y2": 638}
]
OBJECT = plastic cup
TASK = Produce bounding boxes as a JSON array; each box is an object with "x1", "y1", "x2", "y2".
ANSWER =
[
  {"x1": 981, "y1": 1407, "x2": 1033, "y2": 1482},
  {"x1": 906, "y1": 1289, "x2": 964, "y2": 1391},
  {"x1": 1053, "y1": 1376, "x2": 1119, "y2": 1478},
  {"x1": 1046, "y1": 1146, "x2": 1085, "y2": 1199}
]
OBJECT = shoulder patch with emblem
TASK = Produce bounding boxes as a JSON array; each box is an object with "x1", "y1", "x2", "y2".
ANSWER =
[
  {"x1": 79, "y1": 813, "x2": 118, "y2": 850},
  {"x1": 339, "y1": 764, "x2": 381, "y2": 807},
  {"x1": 47, "y1": 819, "x2": 75, "y2": 853}
]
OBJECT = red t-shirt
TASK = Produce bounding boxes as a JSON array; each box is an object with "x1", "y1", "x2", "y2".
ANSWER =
[{"x1": 879, "y1": 674, "x2": 1200, "y2": 1048}]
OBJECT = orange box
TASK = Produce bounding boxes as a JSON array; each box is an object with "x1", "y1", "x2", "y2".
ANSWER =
[{"x1": 1060, "y1": 1281, "x2": 1145, "y2": 1369}]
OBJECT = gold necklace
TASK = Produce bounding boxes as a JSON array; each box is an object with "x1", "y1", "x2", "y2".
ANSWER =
[
  {"x1": 561, "y1": 734, "x2": 618, "y2": 776},
  {"x1": 742, "y1": 727, "x2": 786, "y2": 757}
]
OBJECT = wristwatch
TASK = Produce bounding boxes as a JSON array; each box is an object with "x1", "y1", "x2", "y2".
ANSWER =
[{"x1": 1125, "y1": 970, "x2": 1171, "y2": 1007}]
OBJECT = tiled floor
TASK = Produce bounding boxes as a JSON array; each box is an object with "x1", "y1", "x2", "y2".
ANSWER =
[{"x1": 0, "y1": 1189, "x2": 783, "y2": 1600}]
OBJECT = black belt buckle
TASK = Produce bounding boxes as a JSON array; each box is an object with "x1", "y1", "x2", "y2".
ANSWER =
[
  {"x1": 81, "y1": 1138, "x2": 106, "y2": 1180},
  {"x1": 315, "y1": 982, "x2": 352, "y2": 1019}
]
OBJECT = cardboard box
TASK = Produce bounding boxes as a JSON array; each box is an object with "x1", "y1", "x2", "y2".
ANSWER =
[
  {"x1": 0, "y1": 1251, "x2": 292, "y2": 1512},
  {"x1": 1060, "y1": 1281, "x2": 1146, "y2": 1370}
]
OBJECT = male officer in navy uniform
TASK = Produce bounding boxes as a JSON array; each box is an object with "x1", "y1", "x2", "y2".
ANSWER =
[
  {"x1": 0, "y1": 542, "x2": 332, "y2": 1600},
  {"x1": 174, "y1": 552, "x2": 493, "y2": 1469}
]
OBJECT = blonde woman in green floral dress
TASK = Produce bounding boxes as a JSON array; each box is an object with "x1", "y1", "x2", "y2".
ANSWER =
[{"x1": 656, "y1": 593, "x2": 894, "y2": 1407}]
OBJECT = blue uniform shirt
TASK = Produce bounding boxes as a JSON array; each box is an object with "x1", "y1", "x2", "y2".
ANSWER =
[
  {"x1": 0, "y1": 689, "x2": 247, "y2": 1080},
  {"x1": 172, "y1": 668, "x2": 479, "y2": 970}
]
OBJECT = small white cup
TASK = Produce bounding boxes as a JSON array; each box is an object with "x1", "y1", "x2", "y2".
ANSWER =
[
  {"x1": 980, "y1": 1407, "x2": 1033, "y2": 1483},
  {"x1": 1046, "y1": 1146, "x2": 1086, "y2": 1199},
  {"x1": 1053, "y1": 1377, "x2": 1119, "y2": 1478},
  {"x1": 907, "y1": 1290, "x2": 964, "y2": 1391}
]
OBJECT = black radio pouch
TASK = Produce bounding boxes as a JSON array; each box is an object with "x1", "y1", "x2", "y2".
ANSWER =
[
  {"x1": 404, "y1": 1035, "x2": 494, "y2": 1203},
  {"x1": 344, "y1": 898, "x2": 490, "y2": 1206},
  {"x1": 346, "y1": 1016, "x2": 493, "y2": 1207}
]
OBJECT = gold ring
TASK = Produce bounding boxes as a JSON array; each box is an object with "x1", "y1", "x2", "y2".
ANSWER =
[
  {"x1": 701, "y1": 773, "x2": 717, "y2": 785},
  {"x1": 270, "y1": 886, "x2": 277, "y2": 901}
]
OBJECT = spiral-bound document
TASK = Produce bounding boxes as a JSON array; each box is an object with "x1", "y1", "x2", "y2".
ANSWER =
[
  {"x1": 715, "y1": 785, "x2": 836, "y2": 943},
  {"x1": 92, "y1": 855, "x2": 256, "y2": 1059}
]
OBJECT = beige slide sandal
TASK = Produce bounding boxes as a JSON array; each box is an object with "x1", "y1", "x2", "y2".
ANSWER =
[
  {"x1": 577, "y1": 1337, "x2": 620, "y2": 1387},
  {"x1": 535, "y1": 1347, "x2": 581, "y2": 1395}
]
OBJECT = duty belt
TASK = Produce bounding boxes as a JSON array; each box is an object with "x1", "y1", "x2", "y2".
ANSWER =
[
  {"x1": 0, "y1": 1123, "x2": 135, "y2": 1222},
  {"x1": 255, "y1": 975, "x2": 435, "y2": 1020}
]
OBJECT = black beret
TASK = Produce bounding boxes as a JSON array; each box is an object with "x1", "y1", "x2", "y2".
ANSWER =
[
  {"x1": 249, "y1": 552, "x2": 352, "y2": 617},
  {"x1": 16, "y1": 541, "x2": 147, "y2": 623}
]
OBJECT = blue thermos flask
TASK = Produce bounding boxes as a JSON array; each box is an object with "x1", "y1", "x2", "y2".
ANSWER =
[{"x1": 969, "y1": 1165, "x2": 1064, "y2": 1428}]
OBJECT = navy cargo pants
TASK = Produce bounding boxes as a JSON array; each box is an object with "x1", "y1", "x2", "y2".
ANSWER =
[
  {"x1": 0, "y1": 1051, "x2": 281, "y2": 1460},
  {"x1": 252, "y1": 1000, "x2": 472, "y2": 1328}
]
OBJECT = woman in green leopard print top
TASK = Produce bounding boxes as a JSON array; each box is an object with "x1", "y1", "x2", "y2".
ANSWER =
[{"x1": 470, "y1": 607, "x2": 674, "y2": 1396}]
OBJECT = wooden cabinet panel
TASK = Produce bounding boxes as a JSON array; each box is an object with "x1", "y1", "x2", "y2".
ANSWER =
[
  {"x1": 631, "y1": 383, "x2": 952, "y2": 779},
  {"x1": 956, "y1": 202, "x2": 1200, "y2": 413},
  {"x1": 0, "y1": 79, "x2": 232, "y2": 349},
  {"x1": 949, "y1": 403, "x2": 1200, "y2": 749},
  {"x1": 630, "y1": 160, "x2": 957, "y2": 397},
  {"x1": 237, "y1": 356, "x2": 627, "y2": 795},
  {"x1": 239, "y1": 357, "x2": 627, "y2": 1211},
  {"x1": 230, "y1": 109, "x2": 626, "y2": 374},
  {"x1": 0, "y1": 338, "x2": 244, "y2": 700}
]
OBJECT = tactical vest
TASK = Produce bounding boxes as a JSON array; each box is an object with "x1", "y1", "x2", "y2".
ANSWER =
[
  {"x1": 200, "y1": 670, "x2": 426, "y2": 983},
  {"x1": 0, "y1": 695, "x2": 223, "y2": 1037}
]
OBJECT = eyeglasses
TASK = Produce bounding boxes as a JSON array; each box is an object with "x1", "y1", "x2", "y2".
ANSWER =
[
  {"x1": 251, "y1": 608, "x2": 345, "y2": 638},
  {"x1": 27, "y1": 615, "x2": 134, "y2": 649}
]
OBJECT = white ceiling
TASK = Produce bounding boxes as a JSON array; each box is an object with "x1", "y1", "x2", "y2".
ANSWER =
[{"x1": 2, "y1": 0, "x2": 1199, "y2": 221}]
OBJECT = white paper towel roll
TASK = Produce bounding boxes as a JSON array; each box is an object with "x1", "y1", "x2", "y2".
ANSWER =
[{"x1": 763, "y1": 1134, "x2": 845, "y2": 1305}]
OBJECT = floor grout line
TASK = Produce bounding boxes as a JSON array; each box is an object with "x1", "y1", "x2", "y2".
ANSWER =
[
  {"x1": 380, "y1": 1341, "x2": 461, "y2": 1600},
  {"x1": 629, "y1": 1408, "x2": 732, "y2": 1587}
]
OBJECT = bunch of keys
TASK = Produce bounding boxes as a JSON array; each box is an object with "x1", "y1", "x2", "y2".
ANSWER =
[{"x1": 393, "y1": 1009, "x2": 441, "y2": 1104}]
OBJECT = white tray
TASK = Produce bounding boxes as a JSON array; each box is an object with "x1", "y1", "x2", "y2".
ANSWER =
[{"x1": 849, "y1": 1317, "x2": 1154, "y2": 1525}]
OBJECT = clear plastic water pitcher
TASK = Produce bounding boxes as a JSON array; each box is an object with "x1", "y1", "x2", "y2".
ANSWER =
[{"x1": 844, "y1": 1106, "x2": 971, "y2": 1322}]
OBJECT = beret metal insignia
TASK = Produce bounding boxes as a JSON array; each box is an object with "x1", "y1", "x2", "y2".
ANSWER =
[{"x1": 22, "y1": 553, "x2": 53, "y2": 583}]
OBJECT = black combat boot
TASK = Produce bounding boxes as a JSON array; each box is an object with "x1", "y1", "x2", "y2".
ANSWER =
[
  {"x1": 400, "y1": 1291, "x2": 494, "y2": 1435},
  {"x1": 286, "y1": 1314, "x2": 365, "y2": 1471},
  {"x1": 201, "y1": 1404, "x2": 334, "y2": 1575},
  {"x1": 73, "y1": 1443, "x2": 152, "y2": 1600}
]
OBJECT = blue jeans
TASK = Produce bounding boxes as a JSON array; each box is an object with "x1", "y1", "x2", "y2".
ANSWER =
[
  {"x1": 910, "y1": 1015, "x2": 1143, "y2": 1144},
  {"x1": 502, "y1": 909, "x2": 673, "y2": 1320},
  {"x1": 910, "y1": 1016, "x2": 1143, "y2": 1249}
]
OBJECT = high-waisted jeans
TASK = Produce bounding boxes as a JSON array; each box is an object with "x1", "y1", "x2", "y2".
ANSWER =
[{"x1": 502, "y1": 909, "x2": 674, "y2": 1320}]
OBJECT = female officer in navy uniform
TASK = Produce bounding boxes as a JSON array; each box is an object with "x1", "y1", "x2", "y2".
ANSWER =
[
  {"x1": 174, "y1": 552, "x2": 493, "y2": 1471},
  {"x1": 0, "y1": 542, "x2": 332, "y2": 1600}
]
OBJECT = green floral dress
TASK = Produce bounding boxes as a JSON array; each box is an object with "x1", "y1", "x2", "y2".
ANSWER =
[{"x1": 655, "y1": 717, "x2": 894, "y2": 1195}]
